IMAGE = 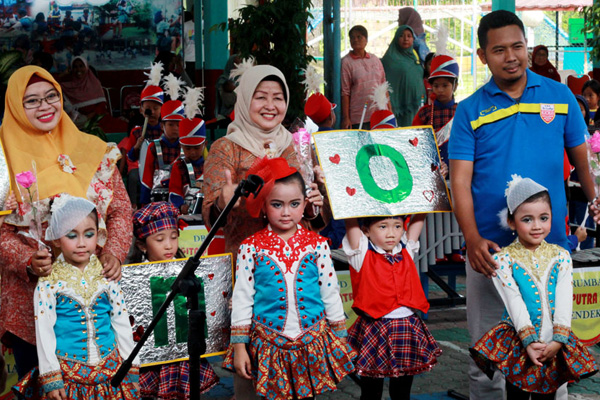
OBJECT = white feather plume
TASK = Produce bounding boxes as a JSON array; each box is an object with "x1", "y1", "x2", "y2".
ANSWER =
[
  {"x1": 163, "y1": 73, "x2": 185, "y2": 101},
  {"x1": 144, "y1": 62, "x2": 164, "y2": 87},
  {"x1": 369, "y1": 82, "x2": 392, "y2": 111},
  {"x1": 497, "y1": 208, "x2": 512, "y2": 230},
  {"x1": 301, "y1": 65, "x2": 323, "y2": 99},
  {"x1": 505, "y1": 174, "x2": 524, "y2": 198},
  {"x1": 183, "y1": 86, "x2": 205, "y2": 119},
  {"x1": 229, "y1": 56, "x2": 256, "y2": 81},
  {"x1": 434, "y1": 25, "x2": 450, "y2": 56}
]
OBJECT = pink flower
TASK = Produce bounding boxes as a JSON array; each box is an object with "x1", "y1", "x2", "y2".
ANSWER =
[
  {"x1": 15, "y1": 171, "x2": 36, "y2": 189},
  {"x1": 588, "y1": 131, "x2": 600, "y2": 153}
]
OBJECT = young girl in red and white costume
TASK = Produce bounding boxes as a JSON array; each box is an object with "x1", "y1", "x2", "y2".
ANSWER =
[
  {"x1": 344, "y1": 215, "x2": 441, "y2": 400},
  {"x1": 224, "y1": 157, "x2": 354, "y2": 400}
]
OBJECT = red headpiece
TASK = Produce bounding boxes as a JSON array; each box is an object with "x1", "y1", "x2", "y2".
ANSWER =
[
  {"x1": 370, "y1": 110, "x2": 397, "y2": 129},
  {"x1": 304, "y1": 93, "x2": 335, "y2": 125},
  {"x1": 179, "y1": 118, "x2": 206, "y2": 146},
  {"x1": 161, "y1": 100, "x2": 185, "y2": 121},
  {"x1": 245, "y1": 157, "x2": 298, "y2": 218},
  {"x1": 140, "y1": 85, "x2": 164, "y2": 104}
]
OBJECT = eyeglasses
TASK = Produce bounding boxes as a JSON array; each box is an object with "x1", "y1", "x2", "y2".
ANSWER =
[{"x1": 22, "y1": 92, "x2": 61, "y2": 109}]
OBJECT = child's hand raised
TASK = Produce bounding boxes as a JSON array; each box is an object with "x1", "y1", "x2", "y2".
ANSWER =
[
  {"x1": 233, "y1": 343, "x2": 252, "y2": 380},
  {"x1": 47, "y1": 388, "x2": 67, "y2": 400},
  {"x1": 525, "y1": 342, "x2": 546, "y2": 367}
]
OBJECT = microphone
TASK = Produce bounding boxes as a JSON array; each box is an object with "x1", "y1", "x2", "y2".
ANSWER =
[{"x1": 141, "y1": 108, "x2": 152, "y2": 140}]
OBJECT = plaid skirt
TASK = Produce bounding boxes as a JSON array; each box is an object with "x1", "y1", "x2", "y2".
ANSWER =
[
  {"x1": 470, "y1": 322, "x2": 598, "y2": 394},
  {"x1": 12, "y1": 351, "x2": 138, "y2": 400},
  {"x1": 140, "y1": 360, "x2": 218, "y2": 398},
  {"x1": 223, "y1": 319, "x2": 355, "y2": 400},
  {"x1": 347, "y1": 314, "x2": 442, "y2": 378}
]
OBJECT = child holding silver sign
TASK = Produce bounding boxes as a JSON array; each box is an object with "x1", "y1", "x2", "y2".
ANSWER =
[
  {"x1": 343, "y1": 213, "x2": 441, "y2": 400},
  {"x1": 131, "y1": 202, "x2": 219, "y2": 398}
]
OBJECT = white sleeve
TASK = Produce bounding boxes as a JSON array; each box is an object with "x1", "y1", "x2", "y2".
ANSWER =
[
  {"x1": 552, "y1": 250, "x2": 573, "y2": 343},
  {"x1": 230, "y1": 243, "x2": 256, "y2": 328},
  {"x1": 491, "y1": 253, "x2": 539, "y2": 347},
  {"x1": 404, "y1": 239, "x2": 420, "y2": 260},
  {"x1": 108, "y1": 280, "x2": 140, "y2": 365},
  {"x1": 317, "y1": 241, "x2": 345, "y2": 323},
  {"x1": 35, "y1": 279, "x2": 62, "y2": 390},
  {"x1": 341, "y1": 233, "x2": 369, "y2": 272}
]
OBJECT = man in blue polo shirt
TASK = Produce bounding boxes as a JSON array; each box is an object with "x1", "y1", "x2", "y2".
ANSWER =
[{"x1": 449, "y1": 10, "x2": 597, "y2": 400}]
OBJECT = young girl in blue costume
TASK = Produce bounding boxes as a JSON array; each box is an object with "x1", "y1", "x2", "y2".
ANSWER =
[
  {"x1": 132, "y1": 202, "x2": 219, "y2": 398},
  {"x1": 225, "y1": 157, "x2": 354, "y2": 400},
  {"x1": 15, "y1": 194, "x2": 139, "y2": 400},
  {"x1": 343, "y1": 215, "x2": 441, "y2": 400},
  {"x1": 470, "y1": 176, "x2": 598, "y2": 399}
]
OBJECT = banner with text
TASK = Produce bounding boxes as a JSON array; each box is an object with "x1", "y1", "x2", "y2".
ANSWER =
[{"x1": 572, "y1": 267, "x2": 600, "y2": 346}]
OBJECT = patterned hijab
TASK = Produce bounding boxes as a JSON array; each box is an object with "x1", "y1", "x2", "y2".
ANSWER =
[
  {"x1": 0, "y1": 66, "x2": 106, "y2": 200},
  {"x1": 225, "y1": 65, "x2": 292, "y2": 158}
]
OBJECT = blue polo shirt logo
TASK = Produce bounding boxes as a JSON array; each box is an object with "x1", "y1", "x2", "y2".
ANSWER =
[
  {"x1": 540, "y1": 104, "x2": 555, "y2": 124},
  {"x1": 480, "y1": 105, "x2": 497, "y2": 116}
]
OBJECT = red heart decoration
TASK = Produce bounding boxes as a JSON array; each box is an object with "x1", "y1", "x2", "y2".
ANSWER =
[
  {"x1": 423, "y1": 190, "x2": 435, "y2": 202},
  {"x1": 409, "y1": 137, "x2": 419, "y2": 146},
  {"x1": 346, "y1": 187, "x2": 356, "y2": 196},
  {"x1": 222, "y1": 291, "x2": 228, "y2": 297},
  {"x1": 431, "y1": 163, "x2": 439, "y2": 172},
  {"x1": 210, "y1": 311, "x2": 216, "y2": 316},
  {"x1": 208, "y1": 273, "x2": 214, "y2": 280},
  {"x1": 329, "y1": 154, "x2": 341, "y2": 164}
]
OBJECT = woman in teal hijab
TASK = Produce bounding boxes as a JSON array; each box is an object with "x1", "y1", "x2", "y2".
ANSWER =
[{"x1": 381, "y1": 25, "x2": 425, "y2": 127}]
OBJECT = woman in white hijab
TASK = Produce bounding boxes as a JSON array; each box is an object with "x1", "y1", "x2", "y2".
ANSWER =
[{"x1": 203, "y1": 64, "x2": 324, "y2": 256}]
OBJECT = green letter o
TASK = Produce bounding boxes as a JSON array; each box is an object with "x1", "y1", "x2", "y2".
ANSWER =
[{"x1": 355, "y1": 144, "x2": 412, "y2": 204}]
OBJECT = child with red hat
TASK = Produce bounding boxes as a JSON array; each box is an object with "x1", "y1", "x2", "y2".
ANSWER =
[
  {"x1": 369, "y1": 82, "x2": 396, "y2": 130},
  {"x1": 305, "y1": 93, "x2": 336, "y2": 131},
  {"x1": 120, "y1": 62, "x2": 165, "y2": 207},
  {"x1": 140, "y1": 73, "x2": 185, "y2": 205},
  {"x1": 302, "y1": 66, "x2": 336, "y2": 131},
  {"x1": 168, "y1": 87, "x2": 207, "y2": 214},
  {"x1": 411, "y1": 54, "x2": 459, "y2": 168}
]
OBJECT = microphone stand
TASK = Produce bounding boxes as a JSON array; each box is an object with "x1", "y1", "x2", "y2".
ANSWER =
[{"x1": 111, "y1": 175, "x2": 264, "y2": 400}]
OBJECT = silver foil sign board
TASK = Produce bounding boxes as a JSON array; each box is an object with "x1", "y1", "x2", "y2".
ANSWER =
[
  {"x1": 121, "y1": 254, "x2": 233, "y2": 366},
  {"x1": 313, "y1": 127, "x2": 451, "y2": 219}
]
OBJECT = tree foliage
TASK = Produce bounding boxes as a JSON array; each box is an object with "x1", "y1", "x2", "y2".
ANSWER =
[
  {"x1": 583, "y1": 4, "x2": 600, "y2": 63},
  {"x1": 230, "y1": 0, "x2": 314, "y2": 123}
]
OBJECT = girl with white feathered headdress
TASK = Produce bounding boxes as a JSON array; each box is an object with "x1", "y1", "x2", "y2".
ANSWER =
[
  {"x1": 470, "y1": 174, "x2": 598, "y2": 398},
  {"x1": 139, "y1": 72, "x2": 186, "y2": 205}
]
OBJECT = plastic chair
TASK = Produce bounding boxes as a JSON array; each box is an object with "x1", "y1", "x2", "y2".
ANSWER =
[
  {"x1": 120, "y1": 85, "x2": 143, "y2": 112},
  {"x1": 102, "y1": 87, "x2": 113, "y2": 116},
  {"x1": 558, "y1": 69, "x2": 576, "y2": 84},
  {"x1": 567, "y1": 74, "x2": 591, "y2": 95}
]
